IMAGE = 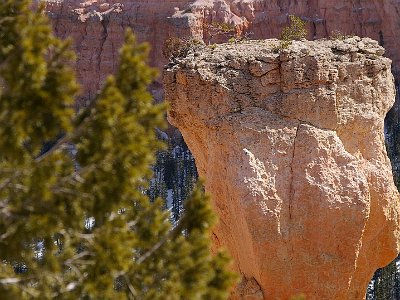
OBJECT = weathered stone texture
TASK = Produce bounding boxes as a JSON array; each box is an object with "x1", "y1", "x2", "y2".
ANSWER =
[
  {"x1": 164, "y1": 38, "x2": 400, "y2": 299},
  {"x1": 44, "y1": 0, "x2": 400, "y2": 102},
  {"x1": 44, "y1": 0, "x2": 192, "y2": 105}
]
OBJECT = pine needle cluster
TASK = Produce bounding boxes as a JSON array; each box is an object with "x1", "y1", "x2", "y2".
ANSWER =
[{"x1": 0, "y1": 1, "x2": 236, "y2": 298}]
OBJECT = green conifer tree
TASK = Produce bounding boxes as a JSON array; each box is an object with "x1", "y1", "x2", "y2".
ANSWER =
[
  {"x1": 0, "y1": 1, "x2": 236, "y2": 298},
  {"x1": 374, "y1": 260, "x2": 397, "y2": 300}
]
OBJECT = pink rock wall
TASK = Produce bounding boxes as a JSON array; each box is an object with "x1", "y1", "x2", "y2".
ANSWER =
[
  {"x1": 45, "y1": 0, "x2": 400, "y2": 104},
  {"x1": 45, "y1": 0, "x2": 193, "y2": 105}
]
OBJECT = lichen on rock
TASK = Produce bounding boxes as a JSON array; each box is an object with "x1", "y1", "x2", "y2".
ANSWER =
[{"x1": 164, "y1": 38, "x2": 400, "y2": 299}]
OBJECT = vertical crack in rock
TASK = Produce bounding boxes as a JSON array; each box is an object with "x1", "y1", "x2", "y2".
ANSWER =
[
  {"x1": 53, "y1": 0, "x2": 64, "y2": 35},
  {"x1": 98, "y1": 17, "x2": 109, "y2": 86},
  {"x1": 80, "y1": 22, "x2": 89, "y2": 55},
  {"x1": 288, "y1": 123, "x2": 299, "y2": 259}
]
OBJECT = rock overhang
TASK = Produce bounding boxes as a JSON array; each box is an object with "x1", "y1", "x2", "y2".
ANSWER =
[{"x1": 166, "y1": 37, "x2": 392, "y2": 131}]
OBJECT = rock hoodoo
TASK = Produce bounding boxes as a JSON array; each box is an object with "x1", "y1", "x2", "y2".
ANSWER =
[{"x1": 164, "y1": 38, "x2": 400, "y2": 299}]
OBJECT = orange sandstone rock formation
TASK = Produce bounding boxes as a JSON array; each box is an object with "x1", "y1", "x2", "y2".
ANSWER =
[
  {"x1": 44, "y1": 0, "x2": 400, "y2": 99},
  {"x1": 164, "y1": 38, "x2": 400, "y2": 299},
  {"x1": 43, "y1": 1, "x2": 400, "y2": 171}
]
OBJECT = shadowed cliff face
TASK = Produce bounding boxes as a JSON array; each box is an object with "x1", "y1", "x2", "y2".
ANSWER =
[
  {"x1": 44, "y1": 0, "x2": 193, "y2": 105},
  {"x1": 164, "y1": 38, "x2": 400, "y2": 299}
]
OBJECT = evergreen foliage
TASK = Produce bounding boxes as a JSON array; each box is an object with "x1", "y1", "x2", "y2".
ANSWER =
[
  {"x1": 375, "y1": 84, "x2": 400, "y2": 299},
  {"x1": 281, "y1": 15, "x2": 308, "y2": 44},
  {"x1": 0, "y1": 1, "x2": 236, "y2": 298},
  {"x1": 367, "y1": 255, "x2": 400, "y2": 300},
  {"x1": 148, "y1": 139, "x2": 198, "y2": 223},
  {"x1": 273, "y1": 15, "x2": 308, "y2": 51}
]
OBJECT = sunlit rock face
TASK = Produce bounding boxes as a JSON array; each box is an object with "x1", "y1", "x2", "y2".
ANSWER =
[
  {"x1": 44, "y1": 0, "x2": 400, "y2": 101},
  {"x1": 44, "y1": 1, "x2": 400, "y2": 179},
  {"x1": 164, "y1": 38, "x2": 400, "y2": 299}
]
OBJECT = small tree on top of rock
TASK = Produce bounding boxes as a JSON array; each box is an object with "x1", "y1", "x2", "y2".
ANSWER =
[
  {"x1": 275, "y1": 15, "x2": 308, "y2": 51},
  {"x1": 162, "y1": 37, "x2": 204, "y2": 60}
]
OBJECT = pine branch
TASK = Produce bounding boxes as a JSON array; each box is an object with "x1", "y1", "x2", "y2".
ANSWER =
[
  {"x1": 136, "y1": 215, "x2": 185, "y2": 265},
  {"x1": 34, "y1": 98, "x2": 98, "y2": 163}
]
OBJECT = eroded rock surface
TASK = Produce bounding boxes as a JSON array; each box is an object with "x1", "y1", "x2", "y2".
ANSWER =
[
  {"x1": 43, "y1": 0, "x2": 192, "y2": 105},
  {"x1": 43, "y1": 1, "x2": 400, "y2": 178},
  {"x1": 174, "y1": 0, "x2": 400, "y2": 78},
  {"x1": 164, "y1": 38, "x2": 400, "y2": 299},
  {"x1": 43, "y1": 0, "x2": 400, "y2": 101}
]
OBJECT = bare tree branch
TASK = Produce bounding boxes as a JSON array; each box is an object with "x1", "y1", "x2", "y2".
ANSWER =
[
  {"x1": 0, "y1": 277, "x2": 21, "y2": 284},
  {"x1": 123, "y1": 274, "x2": 137, "y2": 298}
]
